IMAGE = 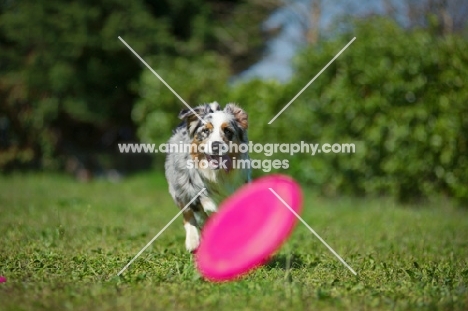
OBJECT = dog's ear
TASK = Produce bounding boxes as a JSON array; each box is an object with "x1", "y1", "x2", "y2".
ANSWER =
[
  {"x1": 224, "y1": 103, "x2": 248, "y2": 130},
  {"x1": 178, "y1": 106, "x2": 207, "y2": 137},
  {"x1": 178, "y1": 107, "x2": 201, "y2": 121},
  {"x1": 178, "y1": 102, "x2": 221, "y2": 120}
]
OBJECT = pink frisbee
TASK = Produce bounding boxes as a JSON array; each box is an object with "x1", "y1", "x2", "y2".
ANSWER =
[{"x1": 195, "y1": 174, "x2": 303, "y2": 281}]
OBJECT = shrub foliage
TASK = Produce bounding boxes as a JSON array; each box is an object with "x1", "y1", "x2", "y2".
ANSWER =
[{"x1": 137, "y1": 18, "x2": 468, "y2": 204}]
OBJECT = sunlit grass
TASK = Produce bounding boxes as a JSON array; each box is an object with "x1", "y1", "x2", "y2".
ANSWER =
[{"x1": 1, "y1": 172, "x2": 467, "y2": 310}]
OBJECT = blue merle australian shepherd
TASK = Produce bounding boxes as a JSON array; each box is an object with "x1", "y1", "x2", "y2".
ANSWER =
[{"x1": 165, "y1": 102, "x2": 251, "y2": 252}]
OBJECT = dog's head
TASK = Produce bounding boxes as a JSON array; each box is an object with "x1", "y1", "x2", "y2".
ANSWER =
[{"x1": 178, "y1": 102, "x2": 248, "y2": 172}]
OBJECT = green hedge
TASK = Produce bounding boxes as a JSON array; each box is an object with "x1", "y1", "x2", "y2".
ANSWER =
[
  {"x1": 135, "y1": 18, "x2": 468, "y2": 205},
  {"x1": 287, "y1": 18, "x2": 468, "y2": 204},
  {"x1": 0, "y1": 0, "x2": 271, "y2": 170}
]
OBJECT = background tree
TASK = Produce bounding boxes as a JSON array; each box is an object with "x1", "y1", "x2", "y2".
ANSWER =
[
  {"x1": 0, "y1": 0, "x2": 275, "y2": 173},
  {"x1": 156, "y1": 17, "x2": 467, "y2": 205}
]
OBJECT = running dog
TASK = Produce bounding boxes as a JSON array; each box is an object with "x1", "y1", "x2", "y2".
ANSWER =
[{"x1": 165, "y1": 102, "x2": 251, "y2": 251}]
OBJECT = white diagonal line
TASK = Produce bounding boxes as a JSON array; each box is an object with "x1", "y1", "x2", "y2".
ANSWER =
[
  {"x1": 116, "y1": 188, "x2": 206, "y2": 276},
  {"x1": 118, "y1": 36, "x2": 206, "y2": 124},
  {"x1": 268, "y1": 37, "x2": 356, "y2": 124},
  {"x1": 268, "y1": 188, "x2": 357, "y2": 275}
]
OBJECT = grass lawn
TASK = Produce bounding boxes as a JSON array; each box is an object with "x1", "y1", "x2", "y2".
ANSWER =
[{"x1": 1, "y1": 172, "x2": 467, "y2": 310}]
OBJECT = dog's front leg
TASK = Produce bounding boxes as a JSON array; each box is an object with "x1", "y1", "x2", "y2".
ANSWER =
[
  {"x1": 193, "y1": 210, "x2": 209, "y2": 228},
  {"x1": 183, "y1": 209, "x2": 200, "y2": 252}
]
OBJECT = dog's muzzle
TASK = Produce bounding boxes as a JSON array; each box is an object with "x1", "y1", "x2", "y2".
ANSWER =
[{"x1": 206, "y1": 141, "x2": 232, "y2": 172}]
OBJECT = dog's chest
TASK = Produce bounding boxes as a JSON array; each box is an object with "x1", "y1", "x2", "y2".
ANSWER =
[{"x1": 203, "y1": 170, "x2": 246, "y2": 205}]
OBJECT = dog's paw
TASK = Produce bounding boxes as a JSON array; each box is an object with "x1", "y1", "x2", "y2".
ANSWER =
[
  {"x1": 184, "y1": 223, "x2": 200, "y2": 252},
  {"x1": 200, "y1": 197, "x2": 217, "y2": 213}
]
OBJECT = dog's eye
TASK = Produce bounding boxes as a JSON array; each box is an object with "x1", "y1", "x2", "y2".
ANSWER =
[
  {"x1": 202, "y1": 128, "x2": 210, "y2": 135},
  {"x1": 224, "y1": 128, "x2": 234, "y2": 140}
]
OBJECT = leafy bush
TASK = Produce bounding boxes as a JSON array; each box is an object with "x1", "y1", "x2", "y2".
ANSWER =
[
  {"x1": 290, "y1": 18, "x2": 468, "y2": 204},
  {"x1": 0, "y1": 0, "x2": 272, "y2": 171},
  {"x1": 0, "y1": 0, "x2": 174, "y2": 170},
  {"x1": 133, "y1": 53, "x2": 230, "y2": 147},
  {"x1": 134, "y1": 17, "x2": 468, "y2": 205}
]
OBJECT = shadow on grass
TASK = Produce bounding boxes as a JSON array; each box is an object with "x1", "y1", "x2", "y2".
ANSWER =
[{"x1": 265, "y1": 253, "x2": 306, "y2": 270}]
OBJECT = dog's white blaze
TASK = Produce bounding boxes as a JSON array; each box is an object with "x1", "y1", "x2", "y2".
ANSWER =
[
  {"x1": 207, "y1": 111, "x2": 233, "y2": 145},
  {"x1": 184, "y1": 222, "x2": 200, "y2": 251}
]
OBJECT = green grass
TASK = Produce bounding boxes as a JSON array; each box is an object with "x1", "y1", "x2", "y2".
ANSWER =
[{"x1": 1, "y1": 172, "x2": 467, "y2": 310}]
